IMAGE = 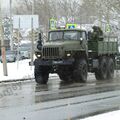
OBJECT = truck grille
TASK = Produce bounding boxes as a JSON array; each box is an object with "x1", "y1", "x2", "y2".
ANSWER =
[{"x1": 42, "y1": 47, "x2": 59, "y2": 58}]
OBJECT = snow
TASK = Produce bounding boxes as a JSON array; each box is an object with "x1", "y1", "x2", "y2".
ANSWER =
[
  {"x1": 81, "y1": 110, "x2": 120, "y2": 120},
  {"x1": 0, "y1": 59, "x2": 34, "y2": 81},
  {"x1": 0, "y1": 59, "x2": 58, "y2": 82}
]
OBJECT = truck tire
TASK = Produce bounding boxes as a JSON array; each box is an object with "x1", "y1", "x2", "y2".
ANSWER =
[
  {"x1": 107, "y1": 58, "x2": 114, "y2": 79},
  {"x1": 59, "y1": 74, "x2": 70, "y2": 82},
  {"x1": 73, "y1": 59, "x2": 88, "y2": 82},
  {"x1": 95, "y1": 57, "x2": 107, "y2": 80},
  {"x1": 34, "y1": 66, "x2": 49, "y2": 84},
  {"x1": 95, "y1": 71, "x2": 101, "y2": 80},
  {"x1": 58, "y1": 71, "x2": 73, "y2": 82}
]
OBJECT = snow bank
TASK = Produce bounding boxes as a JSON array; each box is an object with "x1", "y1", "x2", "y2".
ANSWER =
[
  {"x1": 0, "y1": 59, "x2": 34, "y2": 82},
  {"x1": 81, "y1": 110, "x2": 120, "y2": 120},
  {"x1": 0, "y1": 59, "x2": 58, "y2": 82}
]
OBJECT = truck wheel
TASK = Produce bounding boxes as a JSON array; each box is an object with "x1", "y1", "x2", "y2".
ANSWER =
[
  {"x1": 59, "y1": 74, "x2": 68, "y2": 81},
  {"x1": 58, "y1": 73, "x2": 72, "y2": 82},
  {"x1": 73, "y1": 59, "x2": 88, "y2": 82},
  {"x1": 95, "y1": 71, "x2": 101, "y2": 80},
  {"x1": 34, "y1": 66, "x2": 49, "y2": 84},
  {"x1": 35, "y1": 74, "x2": 49, "y2": 84},
  {"x1": 107, "y1": 58, "x2": 114, "y2": 79},
  {"x1": 95, "y1": 57, "x2": 107, "y2": 80}
]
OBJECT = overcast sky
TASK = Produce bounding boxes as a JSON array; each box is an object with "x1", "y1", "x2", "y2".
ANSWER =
[
  {"x1": 2, "y1": 0, "x2": 9, "y2": 8},
  {"x1": 1, "y1": 0, "x2": 16, "y2": 8},
  {"x1": 1, "y1": 0, "x2": 16, "y2": 15}
]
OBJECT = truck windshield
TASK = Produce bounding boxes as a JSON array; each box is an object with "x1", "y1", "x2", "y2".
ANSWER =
[
  {"x1": 64, "y1": 31, "x2": 78, "y2": 40},
  {"x1": 49, "y1": 31, "x2": 63, "y2": 41},
  {"x1": 49, "y1": 31, "x2": 78, "y2": 41}
]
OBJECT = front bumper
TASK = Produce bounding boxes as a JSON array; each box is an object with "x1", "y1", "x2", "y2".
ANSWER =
[{"x1": 34, "y1": 58, "x2": 75, "y2": 66}]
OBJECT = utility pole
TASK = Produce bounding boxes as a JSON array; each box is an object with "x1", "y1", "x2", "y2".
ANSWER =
[
  {"x1": 32, "y1": 0, "x2": 35, "y2": 15},
  {"x1": 30, "y1": 0, "x2": 35, "y2": 66},
  {"x1": 0, "y1": 0, "x2": 8, "y2": 76},
  {"x1": 17, "y1": 17, "x2": 20, "y2": 69},
  {"x1": 106, "y1": 0, "x2": 110, "y2": 24},
  {"x1": 10, "y1": 0, "x2": 13, "y2": 51},
  {"x1": 107, "y1": 0, "x2": 110, "y2": 31},
  {"x1": 99, "y1": 2, "x2": 102, "y2": 28}
]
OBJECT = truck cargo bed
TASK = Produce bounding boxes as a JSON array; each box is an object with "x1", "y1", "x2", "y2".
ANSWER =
[{"x1": 88, "y1": 36, "x2": 118, "y2": 55}]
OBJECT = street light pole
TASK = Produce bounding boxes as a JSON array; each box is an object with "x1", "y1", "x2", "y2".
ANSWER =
[
  {"x1": 32, "y1": 0, "x2": 35, "y2": 15},
  {"x1": 107, "y1": 0, "x2": 110, "y2": 26},
  {"x1": 99, "y1": 2, "x2": 102, "y2": 28},
  {"x1": 0, "y1": 0, "x2": 8, "y2": 76},
  {"x1": 10, "y1": 0, "x2": 13, "y2": 51},
  {"x1": 31, "y1": 0, "x2": 35, "y2": 66}
]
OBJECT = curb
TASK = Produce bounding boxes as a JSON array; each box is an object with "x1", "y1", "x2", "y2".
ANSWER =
[
  {"x1": 0, "y1": 75, "x2": 59, "y2": 83},
  {"x1": 0, "y1": 78, "x2": 34, "y2": 83}
]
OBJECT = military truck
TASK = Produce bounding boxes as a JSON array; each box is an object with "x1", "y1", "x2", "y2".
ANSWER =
[{"x1": 34, "y1": 26, "x2": 118, "y2": 84}]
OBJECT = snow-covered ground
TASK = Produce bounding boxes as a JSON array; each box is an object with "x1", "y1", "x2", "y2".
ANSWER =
[
  {"x1": 81, "y1": 110, "x2": 120, "y2": 120},
  {"x1": 0, "y1": 59, "x2": 34, "y2": 81},
  {"x1": 0, "y1": 59, "x2": 57, "y2": 82}
]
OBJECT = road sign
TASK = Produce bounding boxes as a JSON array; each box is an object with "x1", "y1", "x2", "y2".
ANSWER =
[
  {"x1": 67, "y1": 16, "x2": 74, "y2": 23},
  {"x1": 56, "y1": 17, "x2": 66, "y2": 28},
  {"x1": 66, "y1": 24, "x2": 77, "y2": 29},
  {"x1": 49, "y1": 18, "x2": 56, "y2": 30},
  {"x1": 13, "y1": 15, "x2": 39, "y2": 29},
  {"x1": 105, "y1": 24, "x2": 111, "y2": 32}
]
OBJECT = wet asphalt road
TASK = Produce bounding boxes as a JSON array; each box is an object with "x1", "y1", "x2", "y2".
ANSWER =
[{"x1": 0, "y1": 72, "x2": 120, "y2": 120}]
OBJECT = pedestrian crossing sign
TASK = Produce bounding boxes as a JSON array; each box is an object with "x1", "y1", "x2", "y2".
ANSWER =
[{"x1": 66, "y1": 24, "x2": 77, "y2": 29}]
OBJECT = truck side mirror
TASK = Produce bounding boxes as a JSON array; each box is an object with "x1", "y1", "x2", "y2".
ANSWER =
[
  {"x1": 38, "y1": 33, "x2": 42, "y2": 45},
  {"x1": 39, "y1": 33, "x2": 42, "y2": 41},
  {"x1": 37, "y1": 33, "x2": 42, "y2": 50}
]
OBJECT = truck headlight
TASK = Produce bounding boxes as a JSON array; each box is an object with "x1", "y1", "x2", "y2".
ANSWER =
[
  {"x1": 37, "y1": 54, "x2": 41, "y2": 58},
  {"x1": 66, "y1": 53, "x2": 71, "y2": 57},
  {"x1": 35, "y1": 52, "x2": 42, "y2": 58}
]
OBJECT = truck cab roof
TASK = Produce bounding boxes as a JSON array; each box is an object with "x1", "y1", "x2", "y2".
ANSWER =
[{"x1": 49, "y1": 29, "x2": 86, "y2": 32}]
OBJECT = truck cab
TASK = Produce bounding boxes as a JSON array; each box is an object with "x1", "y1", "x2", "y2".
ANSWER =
[{"x1": 34, "y1": 29, "x2": 88, "y2": 84}]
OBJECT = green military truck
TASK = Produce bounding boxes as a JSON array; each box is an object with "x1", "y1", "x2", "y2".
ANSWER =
[{"x1": 34, "y1": 26, "x2": 118, "y2": 84}]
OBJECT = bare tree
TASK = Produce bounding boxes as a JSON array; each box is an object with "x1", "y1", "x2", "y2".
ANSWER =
[{"x1": 14, "y1": 0, "x2": 120, "y2": 30}]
